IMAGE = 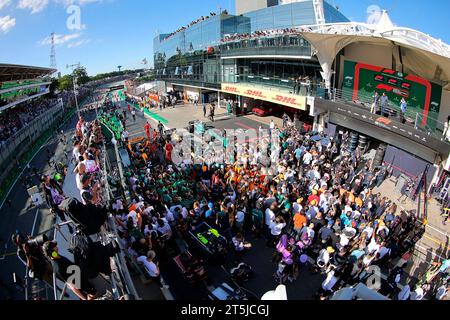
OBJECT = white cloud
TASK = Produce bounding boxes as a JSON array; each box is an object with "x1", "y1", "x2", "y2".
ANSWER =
[
  {"x1": 18, "y1": 0, "x2": 49, "y2": 14},
  {"x1": 67, "y1": 38, "x2": 90, "y2": 48},
  {"x1": 0, "y1": 0, "x2": 12, "y2": 10},
  {"x1": 55, "y1": 0, "x2": 103, "y2": 6},
  {"x1": 0, "y1": 15, "x2": 16, "y2": 34},
  {"x1": 39, "y1": 32, "x2": 81, "y2": 45},
  {"x1": 16, "y1": 0, "x2": 105, "y2": 14}
]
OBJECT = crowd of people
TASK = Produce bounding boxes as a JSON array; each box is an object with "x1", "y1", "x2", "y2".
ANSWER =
[
  {"x1": 221, "y1": 26, "x2": 313, "y2": 43},
  {"x1": 0, "y1": 98, "x2": 60, "y2": 145},
  {"x1": 163, "y1": 10, "x2": 227, "y2": 42},
  {"x1": 9, "y1": 87, "x2": 448, "y2": 301},
  {"x1": 99, "y1": 100, "x2": 448, "y2": 300},
  {"x1": 0, "y1": 88, "x2": 91, "y2": 146}
]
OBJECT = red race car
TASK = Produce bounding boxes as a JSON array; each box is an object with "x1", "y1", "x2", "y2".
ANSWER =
[{"x1": 252, "y1": 105, "x2": 274, "y2": 117}]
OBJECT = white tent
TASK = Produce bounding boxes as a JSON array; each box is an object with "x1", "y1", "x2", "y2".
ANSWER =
[{"x1": 375, "y1": 10, "x2": 395, "y2": 33}]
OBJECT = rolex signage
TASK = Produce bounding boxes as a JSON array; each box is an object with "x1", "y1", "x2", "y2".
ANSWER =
[{"x1": 221, "y1": 83, "x2": 307, "y2": 110}]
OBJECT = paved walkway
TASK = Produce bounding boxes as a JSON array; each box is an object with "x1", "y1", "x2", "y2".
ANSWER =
[{"x1": 373, "y1": 176, "x2": 449, "y2": 282}]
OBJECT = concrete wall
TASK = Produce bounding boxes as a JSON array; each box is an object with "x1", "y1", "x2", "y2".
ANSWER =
[
  {"x1": 343, "y1": 42, "x2": 394, "y2": 69},
  {"x1": 236, "y1": 0, "x2": 268, "y2": 15}
]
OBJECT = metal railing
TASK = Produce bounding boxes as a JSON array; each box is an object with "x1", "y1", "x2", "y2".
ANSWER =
[{"x1": 49, "y1": 126, "x2": 139, "y2": 300}]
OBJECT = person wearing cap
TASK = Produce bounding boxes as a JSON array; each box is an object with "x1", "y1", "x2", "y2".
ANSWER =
[
  {"x1": 316, "y1": 246, "x2": 335, "y2": 271},
  {"x1": 293, "y1": 198, "x2": 303, "y2": 213},
  {"x1": 308, "y1": 189, "x2": 320, "y2": 205},
  {"x1": 42, "y1": 241, "x2": 97, "y2": 300}
]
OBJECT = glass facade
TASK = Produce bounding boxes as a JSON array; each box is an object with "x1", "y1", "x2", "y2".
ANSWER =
[
  {"x1": 220, "y1": 34, "x2": 312, "y2": 58},
  {"x1": 154, "y1": 0, "x2": 349, "y2": 88},
  {"x1": 323, "y1": 1, "x2": 349, "y2": 23}
]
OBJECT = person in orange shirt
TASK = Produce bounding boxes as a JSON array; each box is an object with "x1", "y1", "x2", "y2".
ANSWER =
[
  {"x1": 355, "y1": 196, "x2": 363, "y2": 208},
  {"x1": 142, "y1": 152, "x2": 148, "y2": 164},
  {"x1": 293, "y1": 212, "x2": 307, "y2": 239},
  {"x1": 348, "y1": 190, "x2": 356, "y2": 204},
  {"x1": 128, "y1": 203, "x2": 137, "y2": 212}
]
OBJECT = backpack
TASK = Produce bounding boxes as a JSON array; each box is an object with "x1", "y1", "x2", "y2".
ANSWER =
[{"x1": 69, "y1": 229, "x2": 93, "y2": 265}]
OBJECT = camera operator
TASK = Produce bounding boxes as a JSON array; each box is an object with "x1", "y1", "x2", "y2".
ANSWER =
[
  {"x1": 80, "y1": 173, "x2": 101, "y2": 206},
  {"x1": 11, "y1": 233, "x2": 52, "y2": 285},
  {"x1": 42, "y1": 241, "x2": 98, "y2": 300}
]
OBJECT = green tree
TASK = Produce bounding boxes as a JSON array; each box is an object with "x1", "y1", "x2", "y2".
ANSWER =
[
  {"x1": 58, "y1": 74, "x2": 73, "y2": 91},
  {"x1": 73, "y1": 67, "x2": 90, "y2": 85}
]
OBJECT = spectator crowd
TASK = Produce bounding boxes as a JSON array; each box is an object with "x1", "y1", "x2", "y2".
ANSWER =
[
  {"x1": 98, "y1": 101, "x2": 448, "y2": 300},
  {"x1": 163, "y1": 10, "x2": 228, "y2": 42},
  {"x1": 221, "y1": 26, "x2": 314, "y2": 43}
]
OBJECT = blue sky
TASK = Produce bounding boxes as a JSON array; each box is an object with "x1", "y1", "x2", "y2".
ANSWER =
[{"x1": 0, "y1": 0, "x2": 449, "y2": 76}]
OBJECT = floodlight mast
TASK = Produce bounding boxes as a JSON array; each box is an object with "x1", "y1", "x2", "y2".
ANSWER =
[{"x1": 67, "y1": 63, "x2": 81, "y2": 118}]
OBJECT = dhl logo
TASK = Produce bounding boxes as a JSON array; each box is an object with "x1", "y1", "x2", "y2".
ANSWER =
[
  {"x1": 274, "y1": 95, "x2": 297, "y2": 105},
  {"x1": 224, "y1": 86, "x2": 239, "y2": 93},
  {"x1": 246, "y1": 90, "x2": 264, "y2": 97},
  {"x1": 376, "y1": 117, "x2": 392, "y2": 125}
]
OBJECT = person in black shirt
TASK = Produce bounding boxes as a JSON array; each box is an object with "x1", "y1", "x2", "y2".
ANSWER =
[{"x1": 43, "y1": 241, "x2": 97, "y2": 300}]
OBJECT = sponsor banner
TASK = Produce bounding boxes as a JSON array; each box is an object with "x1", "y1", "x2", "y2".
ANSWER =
[
  {"x1": 221, "y1": 83, "x2": 307, "y2": 111},
  {"x1": 343, "y1": 60, "x2": 442, "y2": 130}
]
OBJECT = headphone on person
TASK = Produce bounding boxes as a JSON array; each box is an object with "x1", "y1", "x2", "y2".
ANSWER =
[{"x1": 44, "y1": 241, "x2": 58, "y2": 259}]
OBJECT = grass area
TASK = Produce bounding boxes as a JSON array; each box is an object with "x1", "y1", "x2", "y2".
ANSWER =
[{"x1": 0, "y1": 107, "x2": 77, "y2": 205}]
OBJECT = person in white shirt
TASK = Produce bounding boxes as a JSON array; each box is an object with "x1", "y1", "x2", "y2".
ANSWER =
[
  {"x1": 270, "y1": 120, "x2": 275, "y2": 131},
  {"x1": 362, "y1": 224, "x2": 374, "y2": 240},
  {"x1": 270, "y1": 217, "x2": 286, "y2": 236},
  {"x1": 137, "y1": 251, "x2": 168, "y2": 289},
  {"x1": 317, "y1": 247, "x2": 334, "y2": 269},
  {"x1": 72, "y1": 142, "x2": 82, "y2": 163},
  {"x1": 121, "y1": 130, "x2": 129, "y2": 143},
  {"x1": 320, "y1": 269, "x2": 339, "y2": 299},
  {"x1": 265, "y1": 205, "x2": 276, "y2": 227},
  {"x1": 302, "y1": 151, "x2": 312, "y2": 166},
  {"x1": 75, "y1": 163, "x2": 86, "y2": 191},
  {"x1": 156, "y1": 218, "x2": 172, "y2": 240},
  {"x1": 127, "y1": 211, "x2": 138, "y2": 226}
]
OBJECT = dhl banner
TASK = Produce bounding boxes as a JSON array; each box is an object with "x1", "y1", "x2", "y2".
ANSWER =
[{"x1": 221, "y1": 83, "x2": 307, "y2": 111}]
